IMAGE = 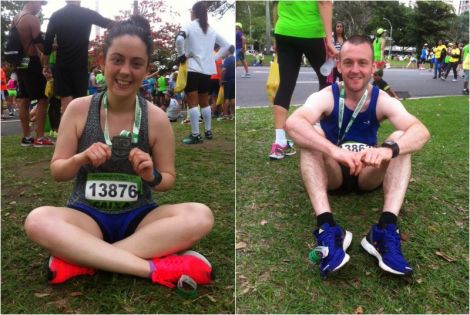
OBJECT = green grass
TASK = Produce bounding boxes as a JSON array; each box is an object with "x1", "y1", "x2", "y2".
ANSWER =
[
  {"x1": 236, "y1": 96, "x2": 469, "y2": 314},
  {"x1": 1, "y1": 119, "x2": 235, "y2": 314}
]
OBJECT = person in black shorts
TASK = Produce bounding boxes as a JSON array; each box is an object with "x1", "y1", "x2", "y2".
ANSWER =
[
  {"x1": 43, "y1": 1, "x2": 113, "y2": 115},
  {"x1": 175, "y1": 1, "x2": 230, "y2": 144},
  {"x1": 13, "y1": 1, "x2": 53, "y2": 147},
  {"x1": 269, "y1": 1, "x2": 337, "y2": 160}
]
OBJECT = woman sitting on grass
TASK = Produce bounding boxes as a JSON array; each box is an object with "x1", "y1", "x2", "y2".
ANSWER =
[{"x1": 24, "y1": 15, "x2": 213, "y2": 289}]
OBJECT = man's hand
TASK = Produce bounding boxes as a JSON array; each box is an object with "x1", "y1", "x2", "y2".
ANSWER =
[
  {"x1": 332, "y1": 147, "x2": 364, "y2": 176},
  {"x1": 129, "y1": 147, "x2": 154, "y2": 182},
  {"x1": 357, "y1": 147, "x2": 393, "y2": 168}
]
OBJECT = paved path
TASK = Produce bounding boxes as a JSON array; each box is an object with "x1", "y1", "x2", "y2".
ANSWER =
[{"x1": 236, "y1": 66, "x2": 465, "y2": 108}]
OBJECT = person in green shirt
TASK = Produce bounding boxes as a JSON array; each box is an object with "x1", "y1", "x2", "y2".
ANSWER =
[
  {"x1": 373, "y1": 28, "x2": 386, "y2": 70},
  {"x1": 461, "y1": 43, "x2": 469, "y2": 94},
  {"x1": 269, "y1": 0, "x2": 337, "y2": 160},
  {"x1": 157, "y1": 71, "x2": 168, "y2": 107}
]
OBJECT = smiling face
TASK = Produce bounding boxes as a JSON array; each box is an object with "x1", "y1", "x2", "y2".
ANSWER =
[
  {"x1": 104, "y1": 34, "x2": 148, "y2": 98},
  {"x1": 337, "y1": 42, "x2": 375, "y2": 93}
]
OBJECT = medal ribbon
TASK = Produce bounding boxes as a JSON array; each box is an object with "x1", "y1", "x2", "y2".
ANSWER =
[
  {"x1": 337, "y1": 83, "x2": 368, "y2": 145},
  {"x1": 103, "y1": 92, "x2": 141, "y2": 145}
]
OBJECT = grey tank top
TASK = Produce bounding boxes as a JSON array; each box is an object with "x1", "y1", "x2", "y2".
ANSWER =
[{"x1": 68, "y1": 92, "x2": 156, "y2": 213}]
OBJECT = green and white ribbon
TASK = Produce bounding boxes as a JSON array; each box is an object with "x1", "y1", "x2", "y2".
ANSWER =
[
  {"x1": 337, "y1": 83, "x2": 368, "y2": 145},
  {"x1": 103, "y1": 92, "x2": 141, "y2": 145}
]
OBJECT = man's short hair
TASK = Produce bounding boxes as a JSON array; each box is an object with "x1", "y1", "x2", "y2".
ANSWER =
[{"x1": 339, "y1": 35, "x2": 374, "y2": 61}]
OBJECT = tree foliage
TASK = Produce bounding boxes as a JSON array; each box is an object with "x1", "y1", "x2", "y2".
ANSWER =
[
  {"x1": 206, "y1": 0, "x2": 235, "y2": 18},
  {"x1": 88, "y1": 0, "x2": 181, "y2": 72}
]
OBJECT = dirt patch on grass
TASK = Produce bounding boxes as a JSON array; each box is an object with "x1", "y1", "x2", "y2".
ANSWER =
[{"x1": 15, "y1": 160, "x2": 51, "y2": 180}]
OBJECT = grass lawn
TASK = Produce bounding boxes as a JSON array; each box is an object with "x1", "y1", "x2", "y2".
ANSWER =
[
  {"x1": 1, "y1": 118, "x2": 235, "y2": 313},
  {"x1": 236, "y1": 96, "x2": 469, "y2": 314}
]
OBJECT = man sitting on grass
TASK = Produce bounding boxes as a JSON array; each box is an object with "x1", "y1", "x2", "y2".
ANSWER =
[{"x1": 286, "y1": 35, "x2": 430, "y2": 278}]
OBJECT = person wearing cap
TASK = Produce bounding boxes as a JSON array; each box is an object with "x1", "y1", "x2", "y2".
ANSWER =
[
  {"x1": 432, "y1": 39, "x2": 447, "y2": 79},
  {"x1": 236, "y1": 22, "x2": 251, "y2": 78},
  {"x1": 11, "y1": 1, "x2": 54, "y2": 147},
  {"x1": 373, "y1": 28, "x2": 386, "y2": 70},
  {"x1": 43, "y1": 1, "x2": 113, "y2": 115},
  {"x1": 442, "y1": 42, "x2": 460, "y2": 82}
]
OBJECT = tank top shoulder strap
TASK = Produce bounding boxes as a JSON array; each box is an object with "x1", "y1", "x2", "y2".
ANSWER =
[
  {"x1": 369, "y1": 85, "x2": 380, "y2": 113},
  {"x1": 332, "y1": 82, "x2": 340, "y2": 112},
  {"x1": 85, "y1": 92, "x2": 104, "y2": 130},
  {"x1": 136, "y1": 94, "x2": 150, "y2": 151}
]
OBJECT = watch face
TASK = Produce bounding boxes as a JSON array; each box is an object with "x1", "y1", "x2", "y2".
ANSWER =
[{"x1": 112, "y1": 135, "x2": 132, "y2": 159}]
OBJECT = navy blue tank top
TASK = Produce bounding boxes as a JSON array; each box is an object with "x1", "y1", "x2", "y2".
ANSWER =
[{"x1": 320, "y1": 83, "x2": 380, "y2": 146}]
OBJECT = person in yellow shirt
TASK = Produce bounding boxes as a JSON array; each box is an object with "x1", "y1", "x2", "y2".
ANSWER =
[
  {"x1": 442, "y1": 42, "x2": 460, "y2": 81},
  {"x1": 433, "y1": 40, "x2": 447, "y2": 79}
]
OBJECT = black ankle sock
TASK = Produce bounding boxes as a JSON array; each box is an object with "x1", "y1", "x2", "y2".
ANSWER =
[
  {"x1": 378, "y1": 211, "x2": 398, "y2": 228},
  {"x1": 317, "y1": 212, "x2": 336, "y2": 227}
]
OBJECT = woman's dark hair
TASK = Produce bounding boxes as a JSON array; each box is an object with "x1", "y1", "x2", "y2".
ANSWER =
[
  {"x1": 192, "y1": 1, "x2": 209, "y2": 34},
  {"x1": 104, "y1": 15, "x2": 153, "y2": 64},
  {"x1": 333, "y1": 21, "x2": 346, "y2": 44}
]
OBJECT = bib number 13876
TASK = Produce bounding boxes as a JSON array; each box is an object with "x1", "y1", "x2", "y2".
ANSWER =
[{"x1": 85, "y1": 181, "x2": 138, "y2": 202}]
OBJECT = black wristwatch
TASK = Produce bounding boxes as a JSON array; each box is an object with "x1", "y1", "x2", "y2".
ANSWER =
[
  {"x1": 143, "y1": 169, "x2": 162, "y2": 187},
  {"x1": 381, "y1": 141, "x2": 400, "y2": 158}
]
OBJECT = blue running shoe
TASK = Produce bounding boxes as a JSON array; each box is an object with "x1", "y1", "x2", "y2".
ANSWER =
[
  {"x1": 312, "y1": 223, "x2": 352, "y2": 278},
  {"x1": 361, "y1": 224, "x2": 413, "y2": 276}
]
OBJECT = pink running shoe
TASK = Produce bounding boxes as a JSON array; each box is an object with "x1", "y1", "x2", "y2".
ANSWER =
[
  {"x1": 151, "y1": 250, "x2": 212, "y2": 288},
  {"x1": 48, "y1": 256, "x2": 96, "y2": 284},
  {"x1": 269, "y1": 140, "x2": 296, "y2": 160}
]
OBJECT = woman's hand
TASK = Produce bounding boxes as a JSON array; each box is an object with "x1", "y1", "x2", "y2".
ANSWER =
[
  {"x1": 129, "y1": 147, "x2": 154, "y2": 182},
  {"x1": 78, "y1": 142, "x2": 112, "y2": 168}
]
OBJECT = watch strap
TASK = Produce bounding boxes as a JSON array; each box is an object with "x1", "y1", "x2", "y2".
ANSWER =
[{"x1": 143, "y1": 169, "x2": 162, "y2": 187}]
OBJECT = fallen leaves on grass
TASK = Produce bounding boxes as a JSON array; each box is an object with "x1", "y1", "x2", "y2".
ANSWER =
[
  {"x1": 236, "y1": 242, "x2": 247, "y2": 250},
  {"x1": 206, "y1": 295, "x2": 217, "y2": 303},
  {"x1": 355, "y1": 306, "x2": 364, "y2": 314},
  {"x1": 400, "y1": 232, "x2": 409, "y2": 242},
  {"x1": 47, "y1": 298, "x2": 69, "y2": 311},
  {"x1": 435, "y1": 251, "x2": 455, "y2": 262},
  {"x1": 260, "y1": 219, "x2": 268, "y2": 226},
  {"x1": 34, "y1": 292, "x2": 50, "y2": 298},
  {"x1": 69, "y1": 292, "x2": 83, "y2": 297}
]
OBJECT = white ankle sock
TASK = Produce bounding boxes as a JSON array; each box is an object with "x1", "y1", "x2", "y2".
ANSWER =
[
  {"x1": 189, "y1": 107, "x2": 200, "y2": 136},
  {"x1": 201, "y1": 106, "x2": 212, "y2": 132},
  {"x1": 275, "y1": 129, "x2": 287, "y2": 147}
]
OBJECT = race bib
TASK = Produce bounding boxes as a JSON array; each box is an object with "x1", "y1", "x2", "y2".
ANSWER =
[
  {"x1": 340, "y1": 142, "x2": 373, "y2": 152},
  {"x1": 85, "y1": 173, "x2": 142, "y2": 211}
]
